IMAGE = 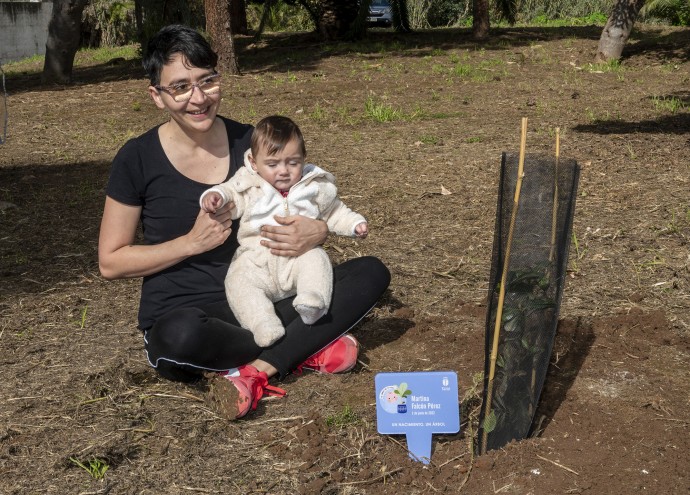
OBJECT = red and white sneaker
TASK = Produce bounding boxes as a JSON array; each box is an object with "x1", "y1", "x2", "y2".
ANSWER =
[
  {"x1": 206, "y1": 364, "x2": 285, "y2": 419},
  {"x1": 297, "y1": 334, "x2": 360, "y2": 374}
]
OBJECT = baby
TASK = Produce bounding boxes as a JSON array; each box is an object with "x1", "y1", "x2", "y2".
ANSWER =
[{"x1": 200, "y1": 115, "x2": 368, "y2": 347}]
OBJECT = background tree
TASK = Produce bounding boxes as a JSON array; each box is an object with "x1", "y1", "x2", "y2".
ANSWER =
[
  {"x1": 205, "y1": 0, "x2": 240, "y2": 73},
  {"x1": 596, "y1": 0, "x2": 646, "y2": 61},
  {"x1": 42, "y1": 0, "x2": 89, "y2": 84},
  {"x1": 231, "y1": 0, "x2": 249, "y2": 35},
  {"x1": 253, "y1": 0, "x2": 276, "y2": 39},
  {"x1": 392, "y1": 0, "x2": 412, "y2": 32},
  {"x1": 317, "y1": 1, "x2": 360, "y2": 39},
  {"x1": 472, "y1": 0, "x2": 490, "y2": 39},
  {"x1": 135, "y1": 0, "x2": 205, "y2": 48},
  {"x1": 473, "y1": 0, "x2": 518, "y2": 41}
]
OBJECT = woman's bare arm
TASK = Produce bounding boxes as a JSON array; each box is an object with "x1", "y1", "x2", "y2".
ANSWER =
[{"x1": 98, "y1": 196, "x2": 234, "y2": 280}]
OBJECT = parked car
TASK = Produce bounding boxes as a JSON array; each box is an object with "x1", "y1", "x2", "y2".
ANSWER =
[{"x1": 367, "y1": 0, "x2": 393, "y2": 27}]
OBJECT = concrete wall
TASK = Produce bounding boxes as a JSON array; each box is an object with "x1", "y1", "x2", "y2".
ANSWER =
[{"x1": 0, "y1": 1, "x2": 53, "y2": 63}]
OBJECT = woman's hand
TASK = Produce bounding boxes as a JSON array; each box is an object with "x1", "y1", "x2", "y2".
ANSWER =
[
  {"x1": 99, "y1": 197, "x2": 235, "y2": 280},
  {"x1": 260, "y1": 215, "x2": 328, "y2": 257},
  {"x1": 186, "y1": 202, "x2": 234, "y2": 254}
]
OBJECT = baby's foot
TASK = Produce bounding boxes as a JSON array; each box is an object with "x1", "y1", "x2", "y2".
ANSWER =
[{"x1": 294, "y1": 292, "x2": 328, "y2": 325}]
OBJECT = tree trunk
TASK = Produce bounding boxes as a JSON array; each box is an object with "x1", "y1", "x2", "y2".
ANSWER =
[
  {"x1": 596, "y1": 0, "x2": 645, "y2": 62},
  {"x1": 230, "y1": 0, "x2": 248, "y2": 36},
  {"x1": 255, "y1": 0, "x2": 275, "y2": 40},
  {"x1": 317, "y1": 0, "x2": 359, "y2": 40},
  {"x1": 349, "y1": 0, "x2": 371, "y2": 40},
  {"x1": 134, "y1": 0, "x2": 144, "y2": 46},
  {"x1": 42, "y1": 0, "x2": 89, "y2": 84},
  {"x1": 205, "y1": 0, "x2": 239, "y2": 75},
  {"x1": 392, "y1": 0, "x2": 411, "y2": 32},
  {"x1": 472, "y1": 0, "x2": 490, "y2": 41}
]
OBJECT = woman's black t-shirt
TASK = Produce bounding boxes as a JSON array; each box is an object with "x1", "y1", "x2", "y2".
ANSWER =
[{"x1": 106, "y1": 117, "x2": 253, "y2": 330}]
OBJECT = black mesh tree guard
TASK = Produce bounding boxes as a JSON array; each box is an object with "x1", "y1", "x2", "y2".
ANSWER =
[{"x1": 478, "y1": 147, "x2": 580, "y2": 454}]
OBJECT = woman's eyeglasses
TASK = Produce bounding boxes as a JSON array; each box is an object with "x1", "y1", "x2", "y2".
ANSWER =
[{"x1": 155, "y1": 73, "x2": 221, "y2": 102}]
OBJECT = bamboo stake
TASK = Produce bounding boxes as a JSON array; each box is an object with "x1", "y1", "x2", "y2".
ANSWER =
[
  {"x1": 480, "y1": 117, "x2": 528, "y2": 454},
  {"x1": 549, "y1": 128, "x2": 560, "y2": 264}
]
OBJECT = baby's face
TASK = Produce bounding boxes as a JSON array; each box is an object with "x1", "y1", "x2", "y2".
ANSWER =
[{"x1": 251, "y1": 137, "x2": 304, "y2": 192}]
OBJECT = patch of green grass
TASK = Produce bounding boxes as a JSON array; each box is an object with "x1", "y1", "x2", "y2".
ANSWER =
[
  {"x1": 587, "y1": 59, "x2": 622, "y2": 73},
  {"x1": 70, "y1": 457, "x2": 109, "y2": 480},
  {"x1": 478, "y1": 58, "x2": 504, "y2": 69},
  {"x1": 660, "y1": 62, "x2": 681, "y2": 73},
  {"x1": 75, "y1": 305, "x2": 88, "y2": 330},
  {"x1": 326, "y1": 405, "x2": 360, "y2": 428},
  {"x1": 419, "y1": 135, "x2": 440, "y2": 145},
  {"x1": 570, "y1": 231, "x2": 588, "y2": 273},
  {"x1": 427, "y1": 111, "x2": 464, "y2": 119},
  {"x1": 584, "y1": 107, "x2": 618, "y2": 123},
  {"x1": 471, "y1": 71, "x2": 494, "y2": 83},
  {"x1": 528, "y1": 12, "x2": 608, "y2": 26},
  {"x1": 467, "y1": 136, "x2": 482, "y2": 143},
  {"x1": 2, "y1": 54, "x2": 44, "y2": 75},
  {"x1": 651, "y1": 95, "x2": 686, "y2": 114},
  {"x1": 364, "y1": 97, "x2": 403, "y2": 123},
  {"x1": 626, "y1": 142, "x2": 637, "y2": 160},
  {"x1": 657, "y1": 207, "x2": 690, "y2": 236},
  {"x1": 358, "y1": 41, "x2": 398, "y2": 55},
  {"x1": 431, "y1": 63, "x2": 446, "y2": 75},
  {"x1": 641, "y1": 253, "x2": 666, "y2": 271},
  {"x1": 451, "y1": 63, "x2": 473, "y2": 77},
  {"x1": 15, "y1": 326, "x2": 35, "y2": 339},
  {"x1": 310, "y1": 103, "x2": 326, "y2": 121},
  {"x1": 75, "y1": 44, "x2": 138, "y2": 64}
]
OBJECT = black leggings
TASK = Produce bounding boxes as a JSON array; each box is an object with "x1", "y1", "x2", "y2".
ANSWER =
[{"x1": 144, "y1": 256, "x2": 390, "y2": 382}]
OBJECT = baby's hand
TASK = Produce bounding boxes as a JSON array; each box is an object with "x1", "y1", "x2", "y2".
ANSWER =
[
  {"x1": 202, "y1": 192, "x2": 224, "y2": 213},
  {"x1": 355, "y1": 222, "x2": 368, "y2": 239}
]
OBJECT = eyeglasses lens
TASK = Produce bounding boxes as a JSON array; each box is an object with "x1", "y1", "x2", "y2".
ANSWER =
[{"x1": 172, "y1": 76, "x2": 221, "y2": 102}]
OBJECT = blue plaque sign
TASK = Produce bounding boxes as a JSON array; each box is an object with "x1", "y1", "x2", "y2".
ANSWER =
[{"x1": 375, "y1": 371, "x2": 460, "y2": 464}]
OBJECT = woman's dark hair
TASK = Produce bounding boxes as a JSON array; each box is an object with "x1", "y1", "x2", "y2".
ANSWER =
[
  {"x1": 251, "y1": 116, "x2": 307, "y2": 158},
  {"x1": 142, "y1": 25, "x2": 218, "y2": 86}
]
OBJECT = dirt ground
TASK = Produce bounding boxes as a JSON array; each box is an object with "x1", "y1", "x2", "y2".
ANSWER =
[{"x1": 1, "y1": 25, "x2": 689, "y2": 495}]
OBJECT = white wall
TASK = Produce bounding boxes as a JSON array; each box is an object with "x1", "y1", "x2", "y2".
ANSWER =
[{"x1": 0, "y1": 1, "x2": 53, "y2": 63}]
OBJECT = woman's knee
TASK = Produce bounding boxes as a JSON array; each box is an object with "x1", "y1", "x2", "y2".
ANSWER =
[
  {"x1": 338, "y1": 256, "x2": 391, "y2": 293},
  {"x1": 148, "y1": 307, "x2": 207, "y2": 353}
]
